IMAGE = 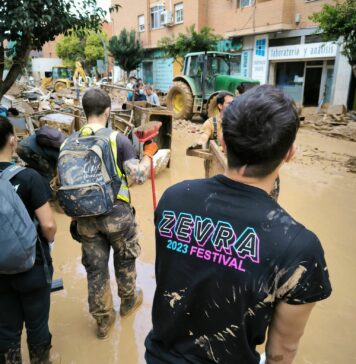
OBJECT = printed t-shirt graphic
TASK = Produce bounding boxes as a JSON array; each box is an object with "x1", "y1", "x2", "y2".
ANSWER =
[{"x1": 145, "y1": 175, "x2": 332, "y2": 364}]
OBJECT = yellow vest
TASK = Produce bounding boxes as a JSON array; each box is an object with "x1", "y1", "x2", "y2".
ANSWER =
[{"x1": 80, "y1": 124, "x2": 130, "y2": 204}]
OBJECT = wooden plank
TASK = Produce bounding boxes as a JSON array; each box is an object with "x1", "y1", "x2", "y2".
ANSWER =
[
  {"x1": 186, "y1": 148, "x2": 212, "y2": 159},
  {"x1": 209, "y1": 141, "x2": 227, "y2": 171}
]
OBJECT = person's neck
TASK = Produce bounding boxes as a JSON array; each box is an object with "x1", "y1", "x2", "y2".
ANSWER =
[
  {"x1": 224, "y1": 168, "x2": 279, "y2": 195},
  {"x1": 86, "y1": 116, "x2": 106, "y2": 127},
  {"x1": 0, "y1": 150, "x2": 13, "y2": 163}
]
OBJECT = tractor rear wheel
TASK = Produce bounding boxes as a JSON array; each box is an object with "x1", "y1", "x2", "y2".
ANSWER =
[{"x1": 166, "y1": 81, "x2": 193, "y2": 120}]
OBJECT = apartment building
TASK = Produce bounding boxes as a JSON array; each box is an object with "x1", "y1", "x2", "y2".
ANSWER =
[{"x1": 111, "y1": 0, "x2": 354, "y2": 108}]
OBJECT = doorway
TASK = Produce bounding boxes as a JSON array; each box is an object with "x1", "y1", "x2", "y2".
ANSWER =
[
  {"x1": 303, "y1": 67, "x2": 322, "y2": 106},
  {"x1": 142, "y1": 61, "x2": 153, "y2": 85}
]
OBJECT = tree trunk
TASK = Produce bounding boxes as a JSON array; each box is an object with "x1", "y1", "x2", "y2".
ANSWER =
[
  {"x1": 0, "y1": 39, "x2": 32, "y2": 101},
  {"x1": 0, "y1": 42, "x2": 4, "y2": 83}
]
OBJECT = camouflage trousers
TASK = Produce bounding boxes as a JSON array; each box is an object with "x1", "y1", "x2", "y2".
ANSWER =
[{"x1": 77, "y1": 201, "x2": 140, "y2": 323}]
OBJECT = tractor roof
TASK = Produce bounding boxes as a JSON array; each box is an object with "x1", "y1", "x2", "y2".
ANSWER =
[{"x1": 185, "y1": 51, "x2": 232, "y2": 57}]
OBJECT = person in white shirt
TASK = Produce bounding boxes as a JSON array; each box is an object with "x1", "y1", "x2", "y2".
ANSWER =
[{"x1": 127, "y1": 76, "x2": 137, "y2": 101}]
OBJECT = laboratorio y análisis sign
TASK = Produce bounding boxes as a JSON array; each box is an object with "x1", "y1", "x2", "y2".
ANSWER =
[{"x1": 269, "y1": 42, "x2": 337, "y2": 61}]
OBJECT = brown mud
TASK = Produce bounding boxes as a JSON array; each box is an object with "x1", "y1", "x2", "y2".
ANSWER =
[{"x1": 21, "y1": 126, "x2": 356, "y2": 363}]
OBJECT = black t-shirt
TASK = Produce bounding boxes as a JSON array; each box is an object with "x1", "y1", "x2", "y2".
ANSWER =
[
  {"x1": 116, "y1": 132, "x2": 137, "y2": 173},
  {"x1": 145, "y1": 175, "x2": 332, "y2": 364},
  {"x1": 0, "y1": 162, "x2": 51, "y2": 263},
  {"x1": 133, "y1": 93, "x2": 147, "y2": 102}
]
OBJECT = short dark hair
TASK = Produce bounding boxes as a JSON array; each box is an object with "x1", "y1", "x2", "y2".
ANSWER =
[
  {"x1": 222, "y1": 85, "x2": 299, "y2": 178},
  {"x1": 0, "y1": 116, "x2": 15, "y2": 151},
  {"x1": 216, "y1": 92, "x2": 233, "y2": 106},
  {"x1": 237, "y1": 84, "x2": 245, "y2": 94},
  {"x1": 8, "y1": 107, "x2": 19, "y2": 116},
  {"x1": 82, "y1": 88, "x2": 111, "y2": 118}
]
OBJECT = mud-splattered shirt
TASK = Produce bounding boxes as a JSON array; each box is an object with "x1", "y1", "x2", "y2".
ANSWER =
[{"x1": 145, "y1": 174, "x2": 332, "y2": 364}]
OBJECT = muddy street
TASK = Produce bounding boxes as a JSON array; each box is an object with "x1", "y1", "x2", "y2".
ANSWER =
[{"x1": 20, "y1": 126, "x2": 356, "y2": 364}]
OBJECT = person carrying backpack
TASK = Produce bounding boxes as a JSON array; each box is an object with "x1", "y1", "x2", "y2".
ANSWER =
[
  {"x1": 57, "y1": 87, "x2": 158, "y2": 340},
  {"x1": 0, "y1": 116, "x2": 57, "y2": 364}
]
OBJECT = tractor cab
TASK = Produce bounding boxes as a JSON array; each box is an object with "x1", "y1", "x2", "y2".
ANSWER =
[
  {"x1": 41, "y1": 66, "x2": 72, "y2": 92},
  {"x1": 183, "y1": 52, "x2": 242, "y2": 98},
  {"x1": 52, "y1": 67, "x2": 72, "y2": 81},
  {"x1": 167, "y1": 51, "x2": 259, "y2": 120}
]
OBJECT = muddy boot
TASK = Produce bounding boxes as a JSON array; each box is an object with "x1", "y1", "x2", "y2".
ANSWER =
[
  {"x1": 120, "y1": 288, "x2": 143, "y2": 317},
  {"x1": 0, "y1": 347, "x2": 22, "y2": 364},
  {"x1": 96, "y1": 309, "x2": 116, "y2": 340},
  {"x1": 29, "y1": 344, "x2": 52, "y2": 364}
]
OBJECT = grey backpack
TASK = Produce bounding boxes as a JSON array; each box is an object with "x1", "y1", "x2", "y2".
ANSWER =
[
  {"x1": 57, "y1": 127, "x2": 121, "y2": 218},
  {"x1": 0, "y1": 165, "x2": 37, "y2": 274}
]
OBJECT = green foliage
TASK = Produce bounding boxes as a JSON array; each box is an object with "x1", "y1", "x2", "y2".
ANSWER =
[
  {"x1": 56, "y1": 30, "x2": 108, "y2": 70},
  {"x1": 310, "y1": 0, "x2": 356, "y2": 69},
  {"x1": 56, "y1": 34, "x2": 82, "y2": 64},
  {"x1": 159, "y1": 25, "x2": 221, "y2": 65},
  {"x1": 109, "y1": 29, "x2": 145, "y2": 76},
  {"x1": 85, "y1": 31, "x2": 108, "y2": 67},
  {"x1": 0, "y1": 0, "x2": 120, "y2": 98}
]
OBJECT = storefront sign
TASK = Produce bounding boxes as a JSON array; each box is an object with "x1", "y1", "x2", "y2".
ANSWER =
[
  {"x1": 241, "y1": 50, "x2": 251, "y2": 78},
  {"x1": 269, "y1": 42, "x2": 337, "y2": 61},
  {"x1": 252, "y1": 36, "x2": 268, "y2": 84}
]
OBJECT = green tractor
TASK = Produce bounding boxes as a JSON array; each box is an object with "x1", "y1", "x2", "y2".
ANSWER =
[{"x1": 166, "y1": 51, "x2": 259, "y2": 120}]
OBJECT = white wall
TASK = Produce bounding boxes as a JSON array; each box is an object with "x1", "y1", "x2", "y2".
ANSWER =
[
  {"x1": 332, "y1": 43, "x2": 352, "y2": 106},
  {"x1": 113, "y1": 66, "x2": 125, "y2": 83},
  {"x1": 31, "y1": 58, "x2": 62, "y2": 79}
]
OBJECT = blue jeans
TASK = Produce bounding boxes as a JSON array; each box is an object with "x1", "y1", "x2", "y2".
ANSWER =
[{"x1": 0, "y1": 263, "x2": 53, "y2": 355}]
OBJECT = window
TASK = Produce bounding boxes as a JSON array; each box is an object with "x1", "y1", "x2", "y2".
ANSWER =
[
  {"x1": 138, "y1": 15, "x2": 145, "y2": 32},
  {"x1": 269, "y1": 37, "x2": 301, "y2": 47},
  {"x1": 276, "y1": 62, "x2": 305, "y2": 103},
  {"x1": 305, "y1": 34, "x2": 323, "y2": 44},
  {"x1": 187, "y1": 56, "x2": 200, "y2": 77},
  {"x1": 230, "y1": 55, "x2": 242, "y2": 76},
  {"x1": 255, "y1": 38, "x2": 266, "y2": 57},
  {"x1": 208, "y1": 56, "x2": 230, "y2": 76},
  {"x1": 151, "y1": 5, "x2": 165, "y2": 29},
  {"x1": 175, "y1": 3, "x2": 183, "y2": 23},
  {"x1": 240, "y1": 0, "x2": 255, "y2": 8}
]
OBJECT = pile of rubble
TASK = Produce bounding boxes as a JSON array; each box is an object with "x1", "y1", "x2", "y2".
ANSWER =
[
  {"x1": 301, "y1": 106, "x2": 356, "y2": 142},
  {"x1": 173, "y1": 119, "x2": 202, "y2": 134}
]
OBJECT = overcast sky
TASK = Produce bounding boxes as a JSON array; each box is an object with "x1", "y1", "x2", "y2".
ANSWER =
[{"x1": 97, "y1": 0, "x2": 111, "y2": 20}]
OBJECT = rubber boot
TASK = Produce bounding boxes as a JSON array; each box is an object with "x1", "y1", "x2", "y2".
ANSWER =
[
  {"x1": 0, "y1": 347, "x2": 22, "y2": 364},
  {"x1": 120, "y1": 288, "x2": 143, "y2": 317},
  {"x1": 29, "y1": 344, "x2": 51, "y2": 364},
  {"x1": 96, "y1": 309, "x2": 116, "y2": 340}
]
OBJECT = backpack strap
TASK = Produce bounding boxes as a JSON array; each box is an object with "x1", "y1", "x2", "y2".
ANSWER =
[
  {"x1": 0, "y1": 165, "x2": 26, "y2": 181},
  {"x1": 109, "y1": 130, "x2": 124, "y2": 179},
  {"x1": 212, "y1": 117, "x2": 218, "y2": 140}
]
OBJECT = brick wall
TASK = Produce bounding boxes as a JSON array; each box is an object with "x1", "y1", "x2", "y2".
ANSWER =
[{"x1": 110, "y1": 0, "x2": 343, "y2": 47}]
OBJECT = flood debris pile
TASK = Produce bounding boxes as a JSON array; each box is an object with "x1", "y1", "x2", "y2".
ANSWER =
[
  {"x1": 301, "y1": 109, "x2": 356, "y2": 142},
  {"x1": 173, "y1": 119, "x2": 202, "y2": 134}
]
